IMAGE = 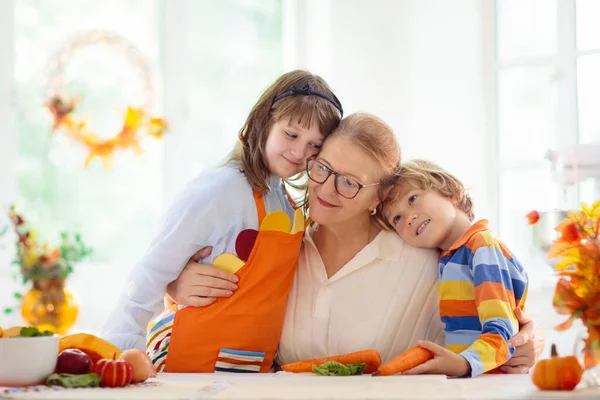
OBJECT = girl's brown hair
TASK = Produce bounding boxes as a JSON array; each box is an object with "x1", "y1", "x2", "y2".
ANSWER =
[
  {"x1": 226, "y1": 70, "x2": 342, "y2": 195},
  {"x1": 305, "y1": 113, "x2": 401, "y2": 228},
  {"x1": 386, "y1": 159, "x2": 475, "y2": 222}
]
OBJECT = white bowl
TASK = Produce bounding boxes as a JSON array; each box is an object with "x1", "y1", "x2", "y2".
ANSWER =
[{"x1": 0, "y1": 335, "x2": 59, "y2": 386}]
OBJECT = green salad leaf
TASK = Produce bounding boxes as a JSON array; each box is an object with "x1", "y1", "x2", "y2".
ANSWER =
[
  {"x1": 18, "y1": 327, "x2": 54, "y2": 337},
  {"x1": 47, "y1": 373, "x2": 102, "y2": 388},
  {"x1": 312, "y1": 361, "x2": 367, "y2": 376}
]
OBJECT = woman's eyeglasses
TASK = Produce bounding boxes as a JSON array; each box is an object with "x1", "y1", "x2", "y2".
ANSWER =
[{"x1": 306, "y1": 157, "x2": 379, "y2": 199}]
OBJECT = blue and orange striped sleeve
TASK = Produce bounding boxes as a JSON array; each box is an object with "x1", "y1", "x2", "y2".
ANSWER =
[{"x1": 459, "y1": 233, "x2": 528, "y2": 377}]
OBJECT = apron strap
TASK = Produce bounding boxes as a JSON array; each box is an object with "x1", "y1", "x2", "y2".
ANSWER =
[
  {"x1": 253, "y1": 186, "x2": 299, "y2": 226},
  {"x1": 253, "y1": 189, "x2": 267, "y2": 225},
  {"x1": 284, "y1": 190, "x2": 298, "y2": 210}
]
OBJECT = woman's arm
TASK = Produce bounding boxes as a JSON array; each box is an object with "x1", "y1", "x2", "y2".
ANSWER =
[{"x1": 500, "y1": 308, "x2": 545, "y2": 374}]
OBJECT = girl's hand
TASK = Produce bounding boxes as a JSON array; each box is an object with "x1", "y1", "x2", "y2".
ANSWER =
[{"x1": 165, "y1": 247, "x2": 239, "y2": 307}]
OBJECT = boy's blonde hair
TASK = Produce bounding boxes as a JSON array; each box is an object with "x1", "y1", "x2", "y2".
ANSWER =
[{"x1": 386, "y1": 159, "x2": 475, "y2": 222}]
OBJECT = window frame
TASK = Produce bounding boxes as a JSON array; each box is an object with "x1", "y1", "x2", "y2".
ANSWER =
[{"x1": 494, "y1": 0, "x2": 586, "y2": 228}]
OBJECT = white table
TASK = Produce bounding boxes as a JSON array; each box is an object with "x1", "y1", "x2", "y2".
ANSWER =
[{"x1": 1, "y1": 373, "x2": 599, "y2": 399}]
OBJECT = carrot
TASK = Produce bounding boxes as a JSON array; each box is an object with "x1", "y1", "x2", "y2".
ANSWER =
[
  {"x1": 374, "y1": 345, "x2": 434, "y2": 376},
  {"x1": 281, "y1": 350, "x2": 382, "y2": 374}
]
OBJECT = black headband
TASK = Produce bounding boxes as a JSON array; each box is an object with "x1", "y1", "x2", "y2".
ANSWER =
[{"x1": 272, "y1": 84, "x2": 343, "y2": 117}]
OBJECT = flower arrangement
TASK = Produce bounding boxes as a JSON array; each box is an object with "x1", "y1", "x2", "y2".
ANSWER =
[
  {"x1": 528, "y1": 201, "x2": 600, "y2": 368},
  {"x1": 5, "y1": 206, "x2": 93, "y2": 314},
  {"x1": 9, "y1": 205, "x2": 93, "y2": 283}
]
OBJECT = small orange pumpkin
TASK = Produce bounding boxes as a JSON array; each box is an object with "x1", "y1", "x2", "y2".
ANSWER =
[{"x1": 532, "y1": 344, "x2": 583, "y2": 391}]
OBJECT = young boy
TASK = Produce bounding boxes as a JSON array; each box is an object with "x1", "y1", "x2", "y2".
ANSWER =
[{"x1": 382, "y1": 159, "x2": 528, "y2": 378}]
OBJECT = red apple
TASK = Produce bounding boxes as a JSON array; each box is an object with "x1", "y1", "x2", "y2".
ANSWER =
[
  {"x1": 56, "y1": 348, "x2": 92, "y2": 375},
  {"x1": 95, "y1": 357, "x2": 133, "y2": 387}
]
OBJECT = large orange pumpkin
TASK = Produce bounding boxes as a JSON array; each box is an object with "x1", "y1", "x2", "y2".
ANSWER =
[
  {"x1": 532, "y1": 344, "x2": 583, "y2": 391},
  {"x1": 59, "y1": 333, "x2": 121, "y2": 365}
]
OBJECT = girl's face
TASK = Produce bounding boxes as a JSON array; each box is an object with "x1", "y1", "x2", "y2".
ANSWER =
[
  {"x1": 307, "y1": 135, "x2": 382, "y2": 226},
  {"x1": 264, "y1": 117, "x2": 324, "y2": 178}
]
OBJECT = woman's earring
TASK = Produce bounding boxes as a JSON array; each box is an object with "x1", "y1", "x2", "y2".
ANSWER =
[{"x1": 371, "y1": 208, "x2": 377, "y2": 216}]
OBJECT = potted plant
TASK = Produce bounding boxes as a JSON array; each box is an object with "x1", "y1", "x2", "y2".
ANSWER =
[
  {"x1": 7, "y1": 206, "x2": 93, "y2": 334},
  {"x1": 528, "y1": 201, "x2": 600, "y2": 388}
]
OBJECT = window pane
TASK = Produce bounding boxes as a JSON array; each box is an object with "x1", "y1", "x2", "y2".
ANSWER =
[
  {"x1": 185, "y1": 0, "x2": 283, "y2": 175},
  {"x1": 14, "y1": 0, "x2": 163, "y2": 265},
  {"x1": 496, "y1": 0, "x2": 556, "y2": 62},
  {"x1": 498, "y1": 167, "x2": 586, "y2": 359},
  {"x1": 577, "y1": 54, "x2": 600, "y2": 143},
  {"x1": 498, "y1": 168, "x2": 562, "y2": 283},
  {"x1": 580, "y1": 179, "x2": 600, "y2": 205},
  {"x1": 576, "y1": 0, "x2": 600, "y2": 51},
  {"x1": 497, "y1": 67, "x2": 559, "y2": 163}
]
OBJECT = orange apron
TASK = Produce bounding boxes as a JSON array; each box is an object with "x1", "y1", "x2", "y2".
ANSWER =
[{"x1": 146, "y1": 189, "x2": 304, "y2": 373}]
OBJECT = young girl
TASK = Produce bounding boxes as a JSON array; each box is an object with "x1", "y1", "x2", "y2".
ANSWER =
[{"x1": 101, "y1": 70, "x2": 343, "y2": 373}]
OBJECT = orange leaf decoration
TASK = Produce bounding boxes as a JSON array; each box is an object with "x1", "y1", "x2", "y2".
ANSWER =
[
  {"x1": 548, "y1": 241, "x2": 577, "y2": 260},
  {"x1": 148, "y1": 117, "x2": 168, "y2": 138},
  {"x1": 548, "y1": 201, "x2": 600, "y2": 368},
  {"x1": 559, "y1": 222, "x2": 581, "y2": 244},
  {"x1": 48, "y1": 248, "x2": 61, "y2": 261},
  {"x1": 547, "y1": 202, "x2": 600, "y2": 369},
  {"x1": 556, "y1": 316, "x2": 577, "y2": 331},
  {"x1": 553, "y1": 278, "x2": 586, "y2": 318},
  {"x1": 526, "y1": 210, "x2": 540, "y2": 225}
]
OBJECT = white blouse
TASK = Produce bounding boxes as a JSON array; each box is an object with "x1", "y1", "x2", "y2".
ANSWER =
[
  {"x1": 101, "y1": 163, "x2": 294, "y2": 351},
  {"x1": 276, "y1": 225, "x2": 445, "y2": 365}
]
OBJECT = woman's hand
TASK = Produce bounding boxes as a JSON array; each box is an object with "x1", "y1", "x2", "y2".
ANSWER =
[
  {"x1": 165, "y1": 247, "x2": 239, "y2": 307},
  {"x1": 500, "y1": 308, "x2": 545, "y2": 374}
]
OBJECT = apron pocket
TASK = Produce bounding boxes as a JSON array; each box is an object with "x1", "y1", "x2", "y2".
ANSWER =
[{"x1": 215, "y1": 348, "x2": 265, "y2": 373}]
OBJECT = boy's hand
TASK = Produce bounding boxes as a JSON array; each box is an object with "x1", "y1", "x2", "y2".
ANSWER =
[{"x1": 402, "y1": 341, "x2": 471, "y2": 377}]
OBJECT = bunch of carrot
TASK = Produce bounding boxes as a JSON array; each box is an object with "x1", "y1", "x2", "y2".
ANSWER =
[
  {"x1": 281, "y1": 350, "x2": 381, "y2": 374},
  {"x1": 280, "y1": 345, "x2": 434, "y2": 376}
]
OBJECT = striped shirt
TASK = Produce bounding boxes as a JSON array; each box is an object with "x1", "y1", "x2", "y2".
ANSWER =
[{"x1": 438, "y1": 219, "x2": 528, "y2": 377}]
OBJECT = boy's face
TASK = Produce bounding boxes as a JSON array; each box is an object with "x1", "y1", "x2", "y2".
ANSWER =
[{"x1": 384, "y1": 188, "x2": 458, "y2": 249}]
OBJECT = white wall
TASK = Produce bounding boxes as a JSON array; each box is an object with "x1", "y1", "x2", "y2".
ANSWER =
[{"x1": 287, "y1": 0, "x2": 497, "y2": 226}]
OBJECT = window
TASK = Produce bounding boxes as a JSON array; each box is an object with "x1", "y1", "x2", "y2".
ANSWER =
[
  {"x1": 14, "y1": 0, "x2": 164, "y2": 264},
  {"x1": 13, "y1": 0, "x2": 283, "y2": 266},
  {"x1": 4, "y1": 0, "x2": 283, "y2": 330},
  {"x1": 495, "y1": 0, "x2": 599, "y2": 354},
  {"x1": 172, "y1": 0, "x2": 284, "y2": 188}
]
